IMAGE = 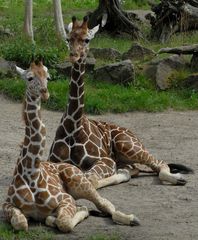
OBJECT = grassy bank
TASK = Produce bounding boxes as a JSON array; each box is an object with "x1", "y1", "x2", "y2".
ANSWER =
[
  {"x1": 1, "y1": 74, "x2": 198, "y2": 114},
  {"x1": 0, "y1": 222, "x2": 119, "y2": 240}
]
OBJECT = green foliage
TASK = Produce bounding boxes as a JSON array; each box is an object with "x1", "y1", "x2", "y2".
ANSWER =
[{"x1": 0, "y1": 222, "x2": 54, "y2": 240}]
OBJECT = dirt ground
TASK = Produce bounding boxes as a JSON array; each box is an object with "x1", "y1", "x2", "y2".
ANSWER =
[{"x1": 0, "y1": 94, "x2": 198, "y2": 240}]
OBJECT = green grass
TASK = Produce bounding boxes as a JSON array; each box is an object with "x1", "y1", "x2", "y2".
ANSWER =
[
  {"x1": 0, "y1": 222, "x2": 54, "y2": 240},
  {"x1": 0, "y1": 222, "x2": 120, "y2": 240},
  {"x1": 1, "y1": 75, "x2": 198, "y2": 114}
]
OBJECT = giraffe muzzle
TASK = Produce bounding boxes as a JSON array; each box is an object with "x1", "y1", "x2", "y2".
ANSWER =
[
  {"x1": 69, "y1": 53, "x2": 80, "y2": 63},
  {"x1": 40, "y1": 88, "x2": 50, "y2": 101}
]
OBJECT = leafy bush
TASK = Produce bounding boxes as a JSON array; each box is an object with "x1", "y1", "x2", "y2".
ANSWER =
[{"x1": 0, "y1": 38, "x2": 64, "y2": 67}]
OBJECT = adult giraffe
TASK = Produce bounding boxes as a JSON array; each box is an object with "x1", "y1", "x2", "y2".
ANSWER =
[
  {"x1": 49, "y1": 16, "x2": 192, "y2": 189},
  {"x1": 3, "y1": 62, "x2": 140, "y2": 232}
]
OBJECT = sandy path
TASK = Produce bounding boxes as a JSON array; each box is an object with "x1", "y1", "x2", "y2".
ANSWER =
[{"x1": 0, "y1": 94, "x2": 198, "y2": 240}]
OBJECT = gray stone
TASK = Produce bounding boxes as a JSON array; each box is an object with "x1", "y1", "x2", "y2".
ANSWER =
[
  {"x1": 0, "y1": 26, "x2": 13, "y2": 37},
  {"x1": 183, "y1": 74, "x2": 198, "y2": 90},
  {"x1": 144, "y1": 55, "x2": 186, "y2": 90},
  {"x1": 90, "y1": 48, "x2": 122, "y2": 61},
  {"x1": 122, "y1": 42, "x2": 156, "y2": 61},
  {"x1": 93, "y1": 60, "x2": 135, "y2": 85},
  {"x1": 86, "y1": 57, "x2": 96, "y2": 72},
  {"x1": 0, "y1": 58, "x2": 16, "y2": 77},
  {"x1": 54, "y1": 57, "x2": 96, "y2": 77},
  {"x1": 54, "y1": 61, "x2": 72, "y2": 76}
]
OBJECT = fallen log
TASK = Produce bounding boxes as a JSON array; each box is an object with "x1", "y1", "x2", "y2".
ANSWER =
[
  {"x1": 158, "y1": 44, "x2": 198, "y2": 54},
  {"x1": 158, "y1": 44, "x2": 198, "y2": 70},
  {"x1": 147, "y1": 0, "x2": 198, "y2": 43},
  {"x1": 87, "y1": 0, "x2": 142, "y2": 39}
]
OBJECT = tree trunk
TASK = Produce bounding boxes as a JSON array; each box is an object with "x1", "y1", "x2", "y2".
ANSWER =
[
  {"x1": 52, "y1": 0, "x2": 67, "y2": 41},
  {"x1": 148, "y1": 0, "x2": 198, "y2": 43},
  {"x1": 23, "y1": 0, "x2": 34, "y2": 43},
  {"x1": 88, "y1": 0, "x2": 142, "y2": 39}
]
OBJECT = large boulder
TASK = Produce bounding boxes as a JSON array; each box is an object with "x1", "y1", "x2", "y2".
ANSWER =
[
  {"x1": 90, "y1": 48, "x2": 122, "y2": 61},
  {"x1": 144, "y1": 55, "x2": 186, "y2": 90},
  {"x1": 122, "y1": 42, "x2": 156, "y2": 61},
  {"x1": 93, "y1": 60, "x2": 135, "y2": 85},
  {"x1": 0, "y1": 58, "x2": 16, "y2": 77},
  {"x1": 183, "y1": 74, "x2": 198, "y2": 90}
]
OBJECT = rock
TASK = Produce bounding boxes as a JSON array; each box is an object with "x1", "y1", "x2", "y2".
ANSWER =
[
  {"x1": 183, "y1": 74, "x2": 198, "y2": 90},
  {"x1": 144, "y1": 55, "x2": 186, "y2": 90},
  {"x1": 122, "y1": 42, "x2": 156, "y2": 61},
  {"x1": 54, "y1": 61, "x2": 72, "y2": 76},
  {"x1": 0, "y1": 26, "x2": 13, "y2": 37},
  {"x1": 93, "y1": 60, "x2": 135, "y2": 85},
  {"x1": 191, "y1": 54, "x2": 198, "y2": 71},
  {"x1": 0, "y1": 58, "x2": 16, "y2": 77},
  {"x1": 86, "y1": 57, "x2": 96, "y2": 72},
  {"x1": 90, "y1": 48, "x2": 122, "y2": 61},
  {"x1": 54, "y1": 57, "x2": 96, "y2": 76}
]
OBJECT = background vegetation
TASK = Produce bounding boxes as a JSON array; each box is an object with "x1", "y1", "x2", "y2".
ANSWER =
[{"x1": 0, "y1": 0, "x2": 198, "y2": 114}]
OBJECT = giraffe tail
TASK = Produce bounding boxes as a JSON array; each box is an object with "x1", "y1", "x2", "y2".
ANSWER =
[{"x1": 168, "y1": 163, "x2": 194, "y2": 174}]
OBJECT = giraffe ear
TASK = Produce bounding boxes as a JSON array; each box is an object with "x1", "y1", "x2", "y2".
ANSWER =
[
  {"x1": 87, "y1": 25, "x2": 100, "y2": 39},
  {"x1": 16, "y1": 66, "x2": 25, "y2": 76},
  {"x1": 65, "y1": 22, "x2": 73, "y2": 34}
]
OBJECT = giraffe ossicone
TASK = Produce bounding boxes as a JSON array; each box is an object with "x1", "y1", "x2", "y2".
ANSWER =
[
  {"x1": 3, "y1": 61, "x2": 140, "y2": 232},
  {"x1": 49, "y1": 16, "x2": 192, "y2": 188}
]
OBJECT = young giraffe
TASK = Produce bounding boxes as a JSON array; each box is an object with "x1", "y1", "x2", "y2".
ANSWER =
[
  {"x1": 2, "y1": 62, "x2": 140, "y2": 232},
  {"x1": 49, "y1": 16, "x2": 192, "y2": 188}
]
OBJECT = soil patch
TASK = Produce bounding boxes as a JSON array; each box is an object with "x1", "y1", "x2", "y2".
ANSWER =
[{"x1": 0, "y1": 95, "x2": 197, "y2": 240}]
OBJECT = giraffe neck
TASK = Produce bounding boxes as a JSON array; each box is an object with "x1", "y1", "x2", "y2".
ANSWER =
[
  {"x1": 20, "y1": 91, "x2": 46, "y2": 171},
  {"x1": 63, "y1": 57, "x2": 86, "y2": 134}
]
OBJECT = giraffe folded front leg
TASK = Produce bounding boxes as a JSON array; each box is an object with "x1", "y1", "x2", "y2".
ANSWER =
[
  {"x1": 112, "y1": 210, "x2": 140, "y2": 226},
  {"x1": 3, "y1": 202, "x2": 28, "y2": 231},
  {"x1": 46, "y1": 206, "x2": 89, "y2": 232},
  {"x1": 10, "y1": 209, "x2": 28, "y2": 231}
]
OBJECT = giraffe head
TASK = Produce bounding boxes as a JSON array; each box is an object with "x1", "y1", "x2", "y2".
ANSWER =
[
  {"x1": 16, "y1": 62, "x2": 50, "y2": 101},
  {"x1": 66, "y1": 16, "x2": 99, "y2": 63}
]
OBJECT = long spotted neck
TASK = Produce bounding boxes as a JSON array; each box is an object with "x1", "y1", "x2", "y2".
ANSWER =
[
  {"x1": 20, "y1": 91, "x2": 46, "y2": 171},
  {"x1": 63, "y1": 57, "x2": 86, "y2": 134}
]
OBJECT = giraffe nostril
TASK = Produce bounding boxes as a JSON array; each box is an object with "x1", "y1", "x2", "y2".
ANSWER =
[
  {"x1": 70, "y1": 52, "x2": 78, "y2": 57},
  {"x1": 40, "y1": 88, "x2": 47, "y2": 94}
]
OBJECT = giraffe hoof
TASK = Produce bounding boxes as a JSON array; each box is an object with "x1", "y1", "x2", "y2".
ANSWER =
[
  {"x1": 176, "y1": 178, "x2": 187, "y2": 186},
  {"x1": 77, "y1": 206, "x2": 89, "y2": 218},
  {"x1": 130, "y1": 215, "x2": 140, "y2": 226},
  {"x1": 112, "y1": 211, "x2": 140, "y2": 226}
]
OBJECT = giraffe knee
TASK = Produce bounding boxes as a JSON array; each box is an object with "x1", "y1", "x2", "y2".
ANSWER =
[
  {"x1": 56, "y1": 217, "x2": 73, "y2": 232},
  {"x1": 11, "y1": 213, "x2": 28, "y2": 231}
]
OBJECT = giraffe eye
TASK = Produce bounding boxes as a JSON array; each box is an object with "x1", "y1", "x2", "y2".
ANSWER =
[
  {"x1": 28, "y1": 77, "x2": 33, "y2": 81},
  {"x1": 84, "y1": 39, "x2": 90, "y2": 44}
]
